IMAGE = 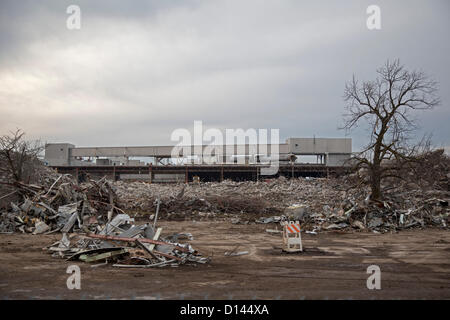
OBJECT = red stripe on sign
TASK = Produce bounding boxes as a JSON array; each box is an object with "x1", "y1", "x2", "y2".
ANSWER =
[
  {"x1": 286, "y1": 225, "x2": 294, "y2": 233},
  {"x1": 291, "y1": 224, "x2": 300, "y2": 233}
]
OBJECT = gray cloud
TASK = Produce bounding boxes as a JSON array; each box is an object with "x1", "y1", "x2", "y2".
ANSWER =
[{"x1": 0, "y1": 0, "x2": 449, "y2": 151}]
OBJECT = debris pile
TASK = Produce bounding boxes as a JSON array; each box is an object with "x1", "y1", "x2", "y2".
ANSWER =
[
  {"x1": 0, "y1": 169, "x2": 208, "y2": 267},
  {"x1": 1, "y1": 164, "x2": 448, "y2": 235},
  {"x1": 254, "y1": 185, "x2": 449, "y2": 233},
  {"x1": 113, "y1": 180, "x2": 277, "y2": 217},
  {"x1": 46, "y1": 214, "x2": 208, "y2": 268},
  {"x1": 0, "y1": 174, "x2": 120, "y2": 234},
  {"x1": 113, "y1": 176, "x2": 349, "y2": 217},
  {"x1": 112, "y1": 177, "x2": 449, "y2": 233}
]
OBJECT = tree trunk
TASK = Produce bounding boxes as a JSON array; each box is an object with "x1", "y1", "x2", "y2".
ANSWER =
[{"x1": 370, "y1": 163, "x2": 382, "y2": 200}]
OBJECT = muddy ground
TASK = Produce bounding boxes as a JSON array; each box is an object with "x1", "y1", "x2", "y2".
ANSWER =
[{"x1": 0, "y1": 220, "x2": 449, "y2": 299}]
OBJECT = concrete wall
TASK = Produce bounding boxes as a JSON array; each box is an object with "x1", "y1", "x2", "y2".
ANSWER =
[
  {"x1": 126, "y1": 159, "x2": 145, "y2": 166},
  {"x1": 287, "y1": 138, "x2": 351, "y2": 155},
  {"x1": 96, "y1": 158, "x2": 111, "y2": 165},
  {"x1": 71, "y1": 145, "x2": 175, "y2": 158},
  {"x1": 153, "y1": 173, "x2": 185, "y2": 182},
  {"x1": 326, "y1": 154, "x2": 352, "y2": 166},
  {"x1": 120, "y1": 173, "x2": 151, "y2": 180},
  {"x1": 71, "y1": 144, "x2": 289, "y2": 158},
  {"x1": 44, "y1": 143, "x2": 74, "y2": 166}
]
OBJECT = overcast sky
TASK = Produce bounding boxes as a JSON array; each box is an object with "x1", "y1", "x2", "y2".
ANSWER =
[{"x1": 0, "y1": 0, "x2": 449, "y2": 151}]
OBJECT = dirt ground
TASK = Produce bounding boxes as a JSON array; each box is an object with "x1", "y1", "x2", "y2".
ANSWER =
[{"x1": 0, "y1": 220, "x2": 449, "y2": 299}]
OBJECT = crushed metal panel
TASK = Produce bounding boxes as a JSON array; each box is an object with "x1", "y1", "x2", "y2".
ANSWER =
[{"x1": 79, "y1": 248, "x2": 128, "y2": 263}]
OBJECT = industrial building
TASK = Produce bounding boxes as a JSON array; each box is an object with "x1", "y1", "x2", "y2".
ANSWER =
[{"x1": 45, "y1": 137, "x2": 352, "y2": 182}]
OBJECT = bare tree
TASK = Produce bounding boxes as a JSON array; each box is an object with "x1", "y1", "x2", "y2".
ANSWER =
[
  {"x1": 342, "y1": 59, "x2": 440, "y2": 200},
  {"x1": 0, "y1": 129, "x2": 43, "y2": 184}
]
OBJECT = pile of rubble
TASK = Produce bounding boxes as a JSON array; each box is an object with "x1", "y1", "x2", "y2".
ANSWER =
[
  {"x1": 0, "y1": 170, "x2": 208, "y2": 267},
  {"x1": 112, "y1": 177, "x2": 343, "y2": 216},
  {"x1": 112, "y1": 176, "x2": 449, "y2": 233},
  {"x1": 0, "y1": 174, "x2": 119, "y2": 234},
  {"x1": 113, "y1": 179, "x2": 278, "y2": 216},
  {"x1": 254, "y1": 189, "x2": 449, "y2": 234},
  {"x1": 46, "y1": 214, "x2": 208, "y2": 268},
  {"x1": 236, "y1": 177, "x2": 449, "y2": 233},
  {"x1": 1, "y1": 166, "x2": 448, "y2": 236}
]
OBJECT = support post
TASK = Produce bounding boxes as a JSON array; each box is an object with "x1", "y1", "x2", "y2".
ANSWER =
[{"x1": 149, "y1": 164, "x2": 153, "y2": 184}]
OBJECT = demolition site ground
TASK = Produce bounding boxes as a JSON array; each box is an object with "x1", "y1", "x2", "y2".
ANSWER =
[{"x1": 1, "y1": 220, "x2": 449, "y2": 300}]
